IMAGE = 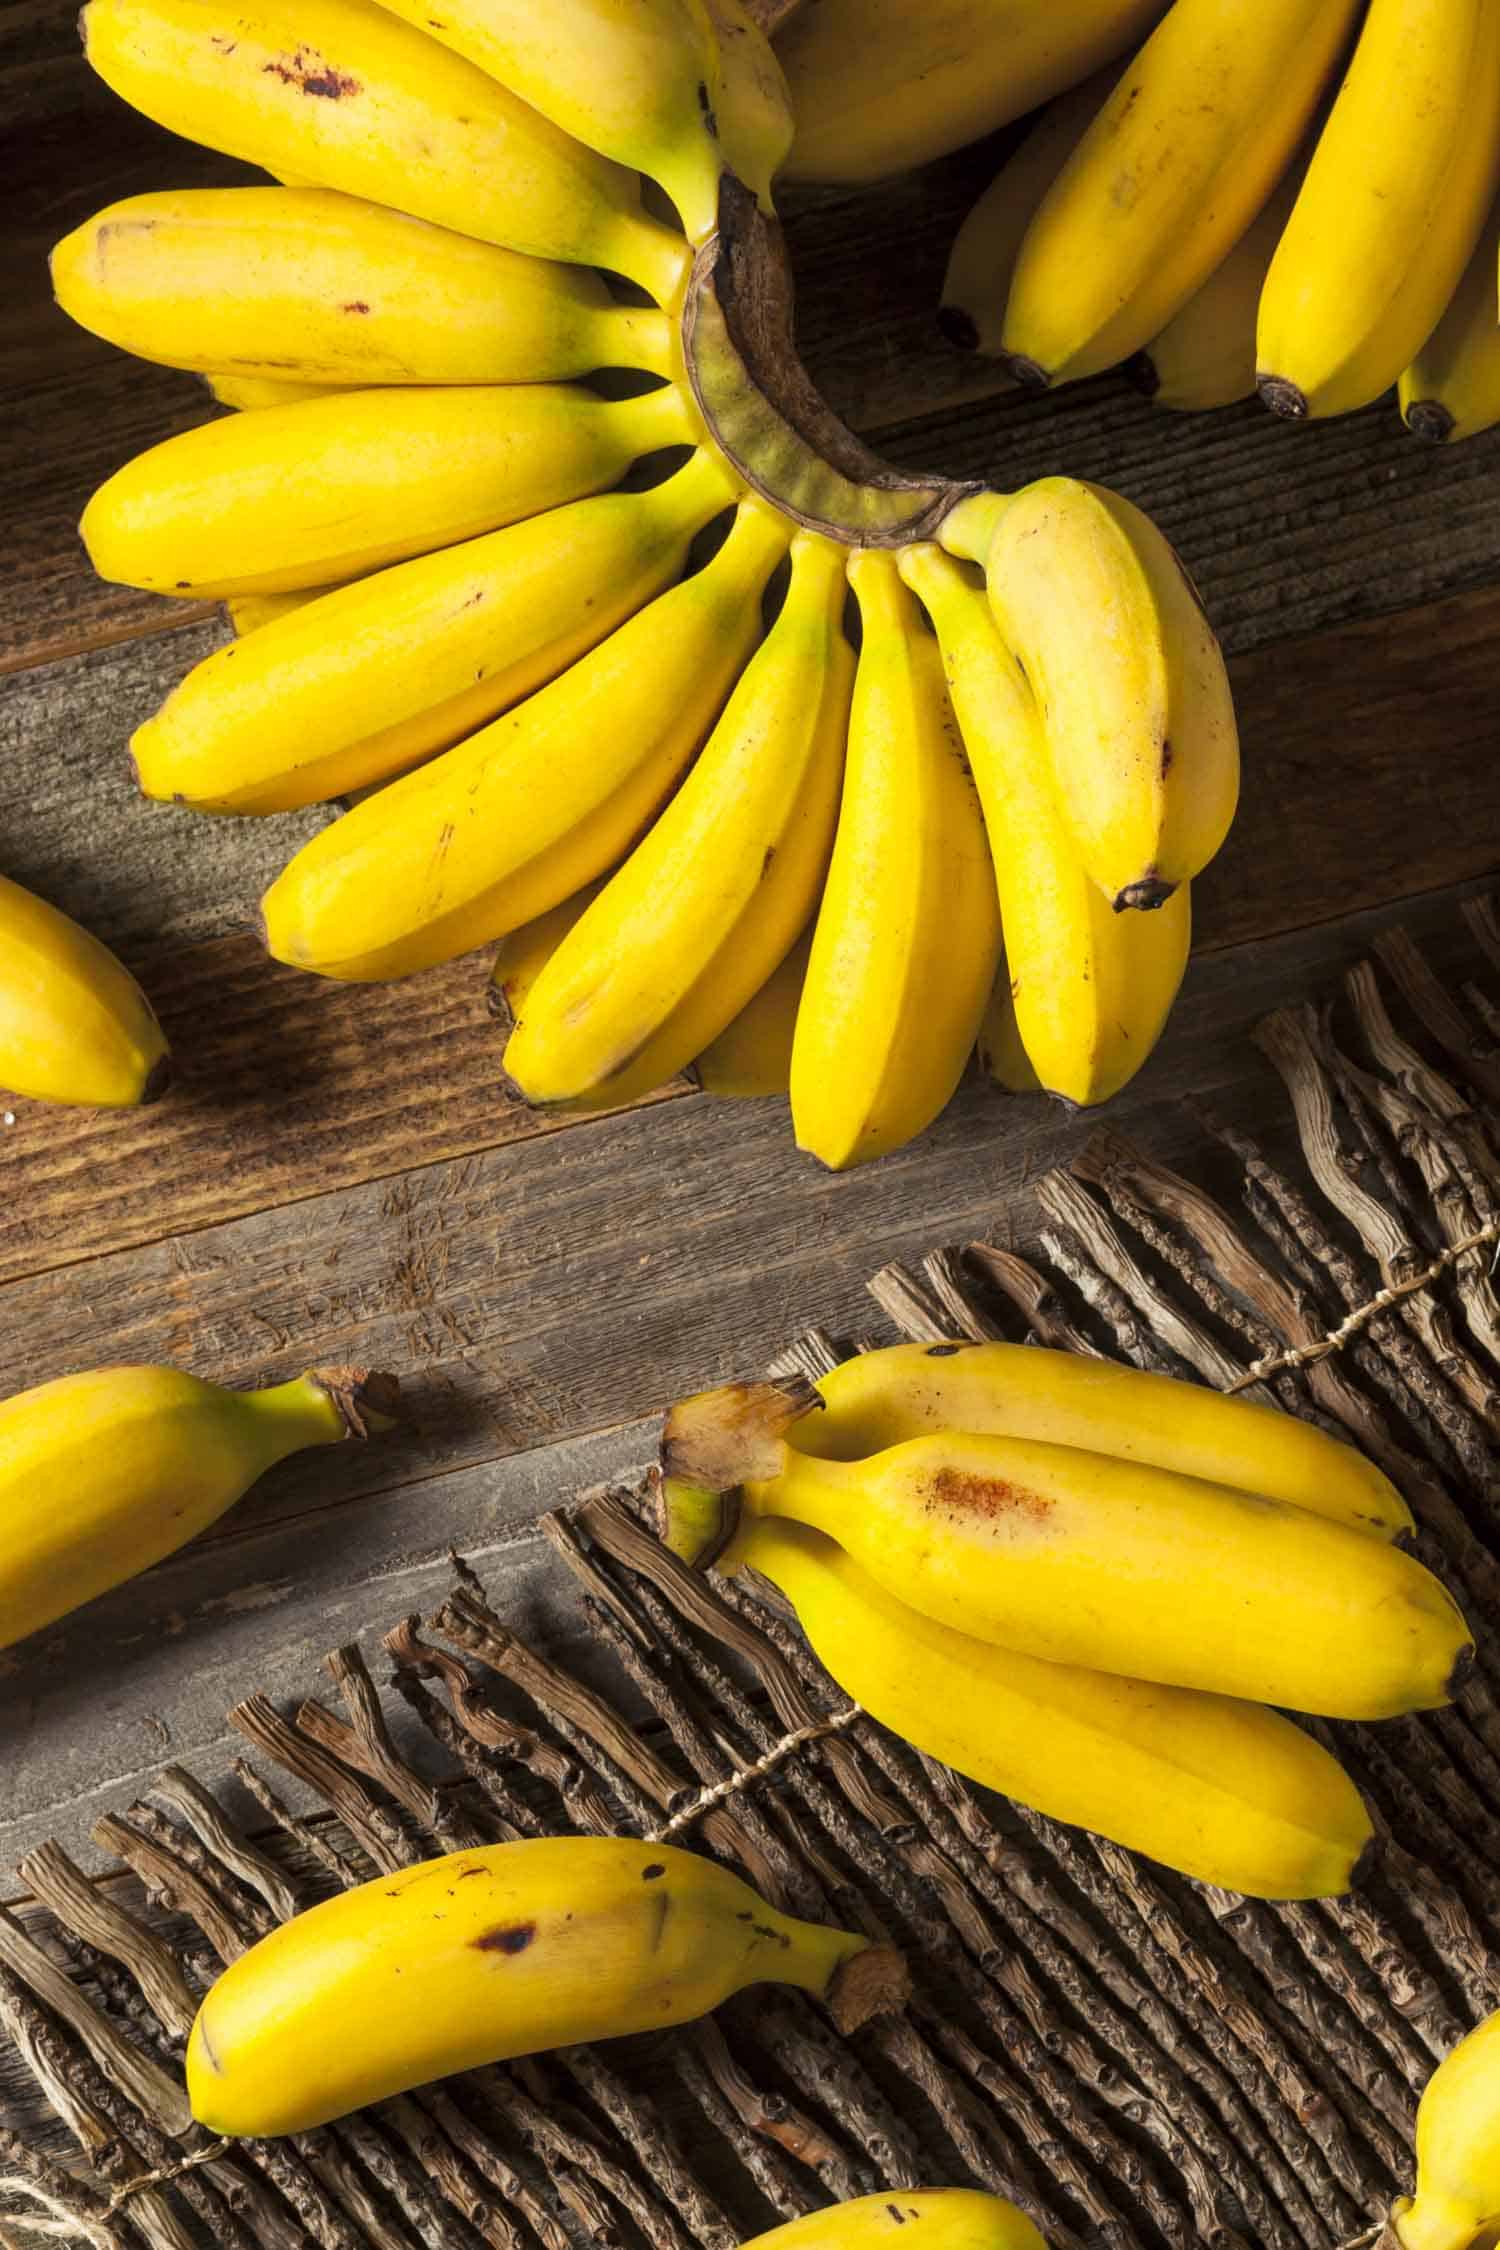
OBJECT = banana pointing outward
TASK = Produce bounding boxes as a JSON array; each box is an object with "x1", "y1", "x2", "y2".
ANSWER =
[
  {"x1": 900, "y1": 543, "x2": 1190, "y2": 1104},
  {"x1": 504, "y1": 532, "x2": 850, "y2": 1113},
  {"x1": 744, "y1": 2191, "x2": 1047, "y2": 2250},
  {"x1": 1399, "y1": 199, "x2": 1500, "y2": 444},
  {"x1": 1394, "y1": 2008, "x2": 1500, "y2": 2250},
  {"x1": 724, "y1": 1515, "x2": 1373, "y2": 1900},
  {"x1": 696, "y1": 925, "x2": 812, "y2": 1098},
  {"x1": 790, "y1": 550, "x2": 1000, "y2": 1170},
  {"x1": 659, "y1": 1375, "x2": 1470, "y2": 1719},
  {"x1": 1130, "y1": 165, "x2": 1304, "y2": 413},
  {"x1": 263, "y1": 495, "x2": 790, "y2": 982},
  {"x1": 134, "y1": 447, "x2": 734, "y2": 816},
  {"x1": 187, "y1": 1836, "x2": 907, "y2": 2136},
  {"x1": 0, "y1": 1363, "x2": 396, "y2": 1651},
  {"x1": 0, "y1": 875, "x2": 169, "y2": 1109},
  {"x1": 942, "y1": 480, "x2": 1238, "y2": 910}
]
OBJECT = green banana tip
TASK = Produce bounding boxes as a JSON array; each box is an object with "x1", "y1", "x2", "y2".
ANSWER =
[{"x1": 307, "y1": 1366, "x2": 402, "y2": 1438}]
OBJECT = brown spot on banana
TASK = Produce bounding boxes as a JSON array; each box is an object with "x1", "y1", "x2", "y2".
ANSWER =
[
  {"x1": 472, "y1": 1920, "x2": 537, "y2": 1955},
  {"x1": 925, "y1": 1465, "x2": 1053, "y2": 1526}
]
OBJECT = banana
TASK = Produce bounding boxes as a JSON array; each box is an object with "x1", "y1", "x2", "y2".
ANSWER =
[
  {"x1": 1130, "y1": 167, "x2": 1303, "y2": 411},
  {"x1": 80, "y1": 0, "x2": 689, "y2": 306},
  {"x1": 205, "y1": 373, "x2": 340, "y2": 408},
  {"x1": 1000, "y1": 0, "x2": 1358, "y2": 388},
  {"x1": 775, "y1": 0, "x2": 1166, "y2": 186},
  {"x1": 224, "y1": 587, "x2": 336, "y2": 636},
  {"x1": 696, "y1": 925, "x2": 812, "y2": 1097},
  {"x1": 723, "y1": 1515, "x2": 1372, "y2": 1899},
  {"x1": 51, "y1": 187, "x2": 673, "y2": 388},
  {"x1": 186, "y1": 1835, "x2": 906, "y2": 2135},
  {"x1": 900, "y1": 542, "x2": 1190, "y2": 1101},
  {"x1": 1399, "y1": 198, "x2": 1500, "y2": 443},
  {"x1": 705, "y1": 0, "x2": 795, "y2": 213},
  {"x1": 658, "y1": 1376, "x2": 1469, "y2": 1718},
  {"x1": 941, "y1": 479, "x2": 1238, "y2": 909},
  {"x1": 132, "y1": 447, "x2": 735, "y2": 815},
  {"x1": 0, "y1": 1362, "x2": 395, "y2": 1649},
  {"x1": 1257, "y1": 0, "x2": 1500, "y2": 420},
  {"x1": 741, "y1": 2191, "x2": 1047, "y2": 2250},
  {"x1": 488, "y1": 881, "x2": 610, "y2": 1033},
  {"x1": 790, "y1": 550, "x2": 1000, "y2": 1170},
  {"x1": 0, "y1": 876, "x2": 169, "y2": 1109},
  {"x1": 781, "y1": 1339, "x2": 1414, "y2": 1538},
  {"x1": 504, "y1": 531, "x2": 850, "y2": 1112},
  {"x1": 84, "y1": 381, "x2": 693, "y2": 597},
  {"x1": 976, "y1": 970, "x2": 1041, "y2": 1095},
  {"x1": 262, "y1": 497, "x2": 790, "y2": 981},
  {"x1": 1393, "y1": 2009, "x2": 1500, "y2": 2250}
]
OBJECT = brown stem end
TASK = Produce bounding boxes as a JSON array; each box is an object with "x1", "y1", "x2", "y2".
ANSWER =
[
  {"x1": 1404, "y1": 398, "x2": 1454, "y2": 444},
  {"x1": 826, "y1": 1943, "x2": 910, "y2": 2033},
  {"x1": 1257, "y1": 373, "x2": 1308, "y2": 421},
  {"x1": 307, "y1": 1366, "x2": 402, "y2": 1438}
]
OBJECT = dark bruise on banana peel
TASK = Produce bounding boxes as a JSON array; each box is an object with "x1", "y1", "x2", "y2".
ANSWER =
[{"x1": 656, "y1": 1371, "x2": 820, "y2": 1566}]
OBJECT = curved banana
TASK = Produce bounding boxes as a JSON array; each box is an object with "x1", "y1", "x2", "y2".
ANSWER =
[
  {"x1": 1393, "y1": 2009, "x2": 1500, "y2": 2250},
  {"x1": 782, "y1": 1339, "x2": 1414, "y2": 1538},
  {"x1": 262, "y1": 497, "x2": 789, "y2": 981},
  {"x1": 505, "y1": 532, "x2": 850, "y2": 1112},
  {"x1": 51, "y1": 187, "x2": 673, "y2": 387},
  {"x1": 1257, "y1": 0, "x2": 1500, "y2": 420},
  {"x1": 0, "y1": 1362, "x2": 395, "y2": 1649},
  {"x1": 1131, "y1": 167, "x2": 1302, "y2": 411},
  {"x1": 187, "y1": 1835, "x2": 905, "y2": 2135},
  {"x1": 0, "y1": 876, "x2": 169, "y2": 1109},
  {"x1": 725, "y1": 1516, "x2": 1373, "y2": 1900},
  {"x1": 941, "y1": 479, "x2": 1238, "y2": 909},
  {"x1": 84, "y1": 381, "x2": 693, "y2": 598},
  {"x1": 976, "y1": 971, "x2": 1041, "y2": 1095},
  {"x1": 705, "y1": 0, "x2": 795, "y2": 214},
  {"x1": 1000, "y1": 0, "x2": 1357, "y2": 387},
  {"x1": 489, "y1": 881, "x2": 610, "y2": 1033},
  {"x1": 742, "y1": 2191, "x2": 1046, "y2": 2250},
  {"x1": 696, "y1": 925, "x2": 811, "y2": 1097},
  {"x1": 1399, "y1": 199, "x2": 1500, "y2": 443},
  {"x1": 775, "y1": 0, "x2": 1165, "y2": 186},
  {"x1": 80, "y1": 0, "x2": 689, "y2": 305},
  {"x1": 132, "y1": 447, "x2": 734, "y2": 815},
  {"x1": 659, "y1": 1377, "x2": 1469, "y2": 1718},
  {"x1": 790, "y1": 550, "x2": 1000, "y2": 1169},
  {"x1": 900, "y1": 543, "x2": 1190, "y2": 1101}
]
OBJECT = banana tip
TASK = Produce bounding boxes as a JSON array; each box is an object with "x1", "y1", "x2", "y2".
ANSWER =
[
  {"x1": 826, "y1": 1943, "x2": 910, "y2": 2033},
  {"x1": 309, "y1": 1366, "x2": 402, "y2": 1438},
  {"x1": 1349, "y1": 1832, "x2": 1382, "y2": 1892},
  {"x1": 140, "y1": 1051, "x2": 172, "y2": 1106},
  {"x1": 936, "y1": 305, "x2": 980, "y2": 353},
  {"x1": 1123, "y1": 350, "x2": 1159, "y2": 399},
  {"x1": 1113, "y1": 875, "x2": 1176, "y2": 913},
  {"x1": 1001, "y1": 352, "x2": 1050, "y2": 393},
  {"x1": 1404, "y1": 398, "x2": 1454, "y2": 444},
  {"x1": 1256, "y1": 373, "x2": 1308, "y2": 422},
  {"x1": 1448, "y1": 1640, "x2": 1477, "y2": 1702}
]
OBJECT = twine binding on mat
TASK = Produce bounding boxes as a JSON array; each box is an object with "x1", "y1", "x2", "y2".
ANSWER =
[{"x1": 642, "y1": 1701, "x2": 864, "y2": 1843}]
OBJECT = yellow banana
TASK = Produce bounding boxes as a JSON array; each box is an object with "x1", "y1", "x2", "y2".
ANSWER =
[
  {"x1": 186, "y1": 1835, "x2": 905, "y2": 2135},
  {"x1": 0, "y1": 875, "x2": 169, "y2": 1109},
  {"x1": 724, "y1": 1516, "x2": 1372, "y2": 1900},
  {"x1": 775, "y1": 0, "x2": 1166, "y2": 185},
  {"x1": 941, "y1": 479, "x2": 1238, "y2": 909},
  {"x1": 224, "y1": 587, "x2": 336, "y2": 635},
  {"x1": 659, "y1": 1377, "x2": 1470, "y2": 1718},
  {"x1": 504, "y1": 531, "x2": 849, "y2": 1112},
  {"x1": 488, "y1": 881, "x2": 610, "y2": 1033},
  {"x1": 262, "y1": 497, "x2": 789, "y2": 982},
  {"x1": 1393, "y1": 2010, "x2": 1500, "y2": 2250},
  {"x1": 1130, "y1": 167, "x2": 1303, "y2": 411},
  {"x1": 205, "y1": 372, "x2": 339, "y2": 408},
  {"x1": 1257, "y1": 0, "x2": 1500, "y2": 420},
  {"x1": 1399, "y1": 199, "x2": 1500, "y2": 443},
  {"x1": 742, "y1": 2192, "x2": 1046, "y2": 2250},
  {"x1": 84, "y1": 381, "x2": 693, "y2": 597},
  {"x1": 695, "y1": 925, "x2": 811, "y2": 1097},
  {"x1": 0, "y1": 1362, "x2": 395, "y2": 1650},
  {"x1": 900, "y1": 542, "x2": 1190, "y2": 1101},
  {"x1": 976, "y1": 970, "x2": 1041, "y2": 1095},
  {"x1": 790, "y1": 550, "x2": 1000, "y2": 1170},
  {"x1": 51, "y1": 188, "x2": 672, "y2": 388},
  {"x1": 132, "y1": 447, "x2": 734, "y2": 815},
  {"x1": 705, "y1": 0, "x2": 795, "y2": 214},
  {"x1": 80, "y1": 0, "x2": 689, "y2": 306},
  {"x1": 782, "y1": 1340, "x2": 1414, "y2": 1539}
]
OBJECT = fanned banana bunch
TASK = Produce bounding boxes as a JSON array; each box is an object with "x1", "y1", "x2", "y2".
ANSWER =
[
  {"x1": 0, "y1": 875, "x2": 169, "y2": 1109},
  {"x1": 657, "y1": 1340, "x2": 1474, "y2": 1900},
  {"x1": 939, "y1": 0, "x2": 1500, "y2": 442},
  {"x1": 58, "y1": 0, "x2": 1240, "y2": 1166}
]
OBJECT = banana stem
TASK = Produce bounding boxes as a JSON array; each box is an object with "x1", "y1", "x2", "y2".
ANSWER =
[
  {"x1": 937, "y1": 489, "x2": 1011, "y2": 565},
  {"x1": 250, "y1": 1367, "x2": 399, "y2": 1466}
]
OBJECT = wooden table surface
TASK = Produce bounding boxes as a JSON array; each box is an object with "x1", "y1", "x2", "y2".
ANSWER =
[{"x1": 4, "y1": 5, "x2": 1500, "y2": 1886}]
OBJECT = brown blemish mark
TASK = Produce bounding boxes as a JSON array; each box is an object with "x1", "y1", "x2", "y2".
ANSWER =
[
  {"x1": 925, "y1": 1465, "x2": 1053, "y2": 1526},
  {"x1": 696, "y1": 81, "x2": 718, "y2": 137},
  {"x1": 925, "y1": 1343, "x2": 962, "y2": 1357},
  {"x1": 1159, "y1": 737, "x2": 1173, "y2": 777},
  {"x1": 340, "y1": 300, "x2": 371, "y2": 315},
  {"x1": 642, "y1": 1863, "x2": 666, "y2": 1880},
  {"x1": 263, "y1": 48, "x2": 361, "y2": 98},
  {"x1": 473, "y1": 1920, "x2": 536, "y2": 1955},
  {"x1": 750, "y1": 1921, "x2": 791, "y2": 1949},
  {"x1": 647, "y1": 1891, "x2": 670, "y2": 1952},
  {"x1": 209, "y1": 34, "x2": 237, "y2": 51},
  {"x1": 195, "y1": 2017, "x2": 223, "y2": 2074},
  {"x1": 760, "y1": 844, "x2": 776, "y2": 879},
  {"x1": 887, "y1": 2210, "x2": 905, "y2": 2226},
  {"x1": 457, "y1": 1865, "x2": 486, "y2": 1879}
]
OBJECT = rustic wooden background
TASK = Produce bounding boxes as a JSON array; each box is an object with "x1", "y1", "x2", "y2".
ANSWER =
[{"x1": 4, "y1": 4, "x2": 1499, "y2": 1882}]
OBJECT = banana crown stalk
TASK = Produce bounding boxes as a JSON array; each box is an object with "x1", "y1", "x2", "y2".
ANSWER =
[
  {"x1": 186, "y1": 1836, "x2": 908, "y2": 2136},
  {"x1": 0, "y1": 874, "x2": 169, "y2": 1111},
  {"x1": 1393, "y1": 2007, "x2": 1500, "y2": 2250},
  {"x1": 739, "y1": 2191, "x2": 1049, "y2": 2250}
]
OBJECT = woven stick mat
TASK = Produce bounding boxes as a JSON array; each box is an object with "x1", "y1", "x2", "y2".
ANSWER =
[{"x1": 3, "y1": 900, "x2": 1500, "y2": 2250}]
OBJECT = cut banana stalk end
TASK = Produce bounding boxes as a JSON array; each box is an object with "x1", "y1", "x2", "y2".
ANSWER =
[
  {"x1": 1404, "y1": 399, "x2": 1456, "y2": 443},
  {"x1": 306, "y1": 1366, "x2": 402, "y2": 1438},
  {"x1": 660, "y1": 1373, "x2": 821, "y2": 1491},
  {"x1": 825, "y1": 1943, "x2": 910, "y2": 2032}
]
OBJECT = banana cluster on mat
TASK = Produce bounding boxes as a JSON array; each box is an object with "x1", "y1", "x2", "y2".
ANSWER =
[
  {"x1": 937, "y1": 0, "x2": 1500, "y2": 440},
  {"x1": 1392, "y1": 2005, "x2": 1500, "y2": 2250},
  {"x1": 54, "y1": 0, "x2": 1238, "y2": 1165},
  {"x1": 657, "y1": 1340, "x2": 1473, "y2": 1901},
  {"x1": 0, "y1": 875, "x2": 168, "y2": 1109}
]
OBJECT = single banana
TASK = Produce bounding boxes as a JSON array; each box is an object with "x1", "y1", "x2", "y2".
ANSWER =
[
  {"x1": 976, "y1": 970, "x2": 1041, "y2": 1095},
  {"x1": 84, "y1": 381, "x2": 693, "y2": 597},
  {"x1": 1257, "y1": 0, "x2": 1500, "y2": 420},
  {"x1": 1399, "y1": 199, "x2": 1500, "y2": 443},
  {"x1": 0, "y1": 1362, "x2": 395, "y2": 1649},
  {"x1": 505, "y1": 531, "x2": 850, "y2": 1112},
  {"x1": 205, "y1": 372, "x2": 341, "y2": 408},
  {"x1": 1130, "y1": 166, "x2": 1303, "y2": 411},
  {"x1": 51, "y1": 188, "x2": 673, "y2": 388},
  {"x1": 705, "y1": 0, "x2": 796, "y2": 213},
  {"x1": 658, "y1": 1376, "x2": 1469, "y2": 1718},
  {"x1": 781, "y1": 1339, "x2": 1414, "y2": 1539},
  {"x1": 775, "y1": 0, "x2": 1166, "y2": 185},
  {"x1": 790, "y1": 550, "x2": 1000, "y2": 1169},
  {"x1": 695, "y1": 925, "x2": 812, "y2": 1098},
  {"x1": 724, "y1": 1515, "x2": 1373, "y2": 1899},
  {"x1": 488, "y1": 881, "x2": 610, "y2": 1033},
  {"x1": 80, "y1": 0, "x2": 689, "y2": 306},
  {"x1": 186, "y1": 1835, "x2": 906, "y2": 2135},
  {"x1": 941, "y1": 479, "x2": 1238, "y2": 909},
  {"x1": 0, "y1": 876, "x2": 169, "y2": 1109},
  {"x1": 132, "y1": 446, "x2": 735, "y2": 815},
  {"x1": 262, "y1": 497, "x2": 790, "y2": 982},
  {"x1": 741, "y1": 2191, "x2": 1047, "y2": 2250},
  {"x1": 900, "y1": 542, "x2": 1190, "y2": 1101},
  {"x1": 1393, "y1": 2009, "x2": 1500, "y2": 2250},
  {"x1": 224, "y1": 587, "x2": 337, "y2": 636},
  {"x1": 1000, "y1": 0, "x2": 1358, "y2": 387}
]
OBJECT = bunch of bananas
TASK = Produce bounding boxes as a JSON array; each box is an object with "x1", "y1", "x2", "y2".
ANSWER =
[
  {"x1": 657, "y1": 1340, "x2": 1473, "y2": 1900},
  {"x1": 937, "y1": 0, "x2": 1500, "y2": 442},
  {"x1": 0, "y1": 874, "x2": 168, "y2": 1108},
  {"x1": 55, "y1": 0, "x2": 1239, "y2": 1164},
  {"x1": 1391, "y1": 2005, "x2": 1500, "y2": 2250}
]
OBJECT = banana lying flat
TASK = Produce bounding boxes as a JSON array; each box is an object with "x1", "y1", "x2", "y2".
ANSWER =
[
  {"x1": 1131, "y1": 168, "x2": 1302, "y2": 411},
  {"x1": 0, "y1": 876, "x2": 169, "y2": 1109},
  {"x1": 1399, "y1": 198, "x2": 1500, "y2": 443},
  {"x1": 1392, "y1": 2008, "x2": 1500, "y2": 2250},
  {"x1": 696, "y1": 926, "x2": 812, "y2": 1098},
  {"x1": 742, "y1": 2191, "x2": 1047, "y2": 2250},
  {"x1": 187, "y1": 1836, "x2": 906, "y2": 2135}
]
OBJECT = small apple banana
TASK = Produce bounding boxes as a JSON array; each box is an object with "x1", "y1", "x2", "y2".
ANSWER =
[
  {"x1": 1392, "y1": 2007, "x2": 1500, "y2": 2250},
  {"x1": 1399, "y1": 199, "x2": 1500, "y2": 444},
  {"x1": 488, "y1": 882, "x2": 610, "y2": 1034},
  {"x1": 740, "y1": 2190, "x2": 1047, "y2": 2250},
  {"x1": 976, "y1": 971, "x2": 1041, "y2": 1095},
  {"x1": 696, "y1": 926, "x2": 812, "y2": 1098},
  {"x1": 0, "y1": 876, "x2": 169, "y2": 1109},
  {"x1": 1131, "y1": 167, "x2": 1303, "y2": 412}
]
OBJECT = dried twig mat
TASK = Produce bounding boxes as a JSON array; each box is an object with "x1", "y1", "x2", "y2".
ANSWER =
[{"x1": 3, "y1": 902, "x2": 1499, "y2": 2250}]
